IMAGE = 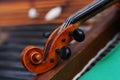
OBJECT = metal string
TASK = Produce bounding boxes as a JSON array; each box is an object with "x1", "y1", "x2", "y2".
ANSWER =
[{"x1": 58, "y1": 0, "x2": 111, "y2": 33}]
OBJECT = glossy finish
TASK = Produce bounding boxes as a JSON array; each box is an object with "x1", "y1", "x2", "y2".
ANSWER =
[
  {"x1": 56, "y1": 46, "x2": 71, "y2": 60},
  {"x1": 21, "y1": 0, "x2": 120, "y2": 74},
  {"x1": 73, "y1": 28, "x2": 85, "y2": 42},
  {"x1": 21, "y1": 24, "x2": 78, "y2": 73},
  {"x1": 33, "y1": 7, "x2": 120, "y2": 80},
  {"x1": 0, "y1": 24, "x2": 58, "y2": 80}
]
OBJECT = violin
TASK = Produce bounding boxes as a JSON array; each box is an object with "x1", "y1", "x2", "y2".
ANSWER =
[{"x1": 21, "y1": 0, "x2": 120, "y2": 74}]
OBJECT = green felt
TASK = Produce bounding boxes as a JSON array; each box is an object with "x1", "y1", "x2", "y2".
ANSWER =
[{"x1": 79, "y1": 42, "x2": 120, "y2": 80}]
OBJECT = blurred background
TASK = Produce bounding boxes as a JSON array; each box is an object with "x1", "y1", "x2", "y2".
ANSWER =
[
  {"x1": 2, "y1": 0, "x2": 120, "y2": 80},
  {"x1": 0, "y1": 0, "x2": 94, "y2": 80}
]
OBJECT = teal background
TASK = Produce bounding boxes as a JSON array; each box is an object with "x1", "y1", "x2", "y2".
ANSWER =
[{"x1": 79, "y1": 42, "x2": 120, "y2": 80}]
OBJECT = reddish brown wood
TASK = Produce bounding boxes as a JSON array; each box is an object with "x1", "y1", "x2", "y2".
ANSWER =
[
  {"x1": 21, "y1": 46, "x2": 44, "y2": 73},
  {"x1": 20, "y1": 0, "x2": 120, "y2": 75},
  {"x1": 21, "y1": 23, "x2": 80, "y2": 74},
  {"x1": 0, "y1": 0, "x2": 93, "y2": 26},
  {"x1": 0, "y1": 0, "x2": 120, "y2": 80}
]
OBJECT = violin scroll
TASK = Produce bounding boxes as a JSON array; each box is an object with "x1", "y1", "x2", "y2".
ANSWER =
[
  {"x1": 21, "y1": 24, "x2": 84, "y2": 74},
  {"x1": 21, "y1": 46, "x2": 44, "y2": 73},
  {"x1": 20, "y1": 0, "x2": 120, "y2": 74}
]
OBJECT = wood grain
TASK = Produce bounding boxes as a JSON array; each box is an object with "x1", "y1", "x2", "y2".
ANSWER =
[{"x1": 0, "y1": 0, "x2": 93, "y2": 26}]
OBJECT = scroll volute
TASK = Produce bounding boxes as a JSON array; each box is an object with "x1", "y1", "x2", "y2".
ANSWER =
[{"x1": 20, "y1": 24, "x2": 80, "y2": 74}]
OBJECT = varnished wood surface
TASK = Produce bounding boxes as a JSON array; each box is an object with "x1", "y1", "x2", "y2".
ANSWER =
[
  {"x1": 32, "y1": 6, "x2": 120, "y2": 80},
  {"x1": 21, "y1": 23, "x2": 82, "y2": 74},
  {"x1": 0, "y1": 0, "x2": 93, "y2": 26}
]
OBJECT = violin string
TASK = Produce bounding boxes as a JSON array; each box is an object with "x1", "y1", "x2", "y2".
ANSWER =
[
  {"x1": 69, "y1": 0, "x2": 102, "y2": 23},
  {"x1": 58, "y1": 17, "x2": 72, "y2": 33},
  {"x1": 58, "y1": 0, "x2": 111, "y2": 33},
  {"x1": 58, "y1": 0, "x2": 98, "y2": 32}
]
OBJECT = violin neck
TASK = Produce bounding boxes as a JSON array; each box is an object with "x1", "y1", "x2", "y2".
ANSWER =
[{"x1": 64, "y1": 0, "x2": 120, "y2": 26}]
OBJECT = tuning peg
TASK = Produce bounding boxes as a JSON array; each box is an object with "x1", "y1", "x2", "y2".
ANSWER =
[
  {"x1": 56, "y1": 46, "x2": 71, "y2": 60},
  {"x1": 42, "y1": 32, "x2": 51, "y2": 38},
  {"x1": 72, "y1": 28, "x2": 85, "y2": 42}
]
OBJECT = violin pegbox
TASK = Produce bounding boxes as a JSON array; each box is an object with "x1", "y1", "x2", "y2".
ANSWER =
[
  {"x1": 20, "y1": 24, "x2": 85, "y2": 74},
  {"x1": 21, "y1": 0, "x2": 120, "y2": 74},
  {"x1": 54, "y1": 25, "x2": 85, "y2": 60},
  {"x1": 55, "y1": 27, "x2": 85, "y2": 60}
]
